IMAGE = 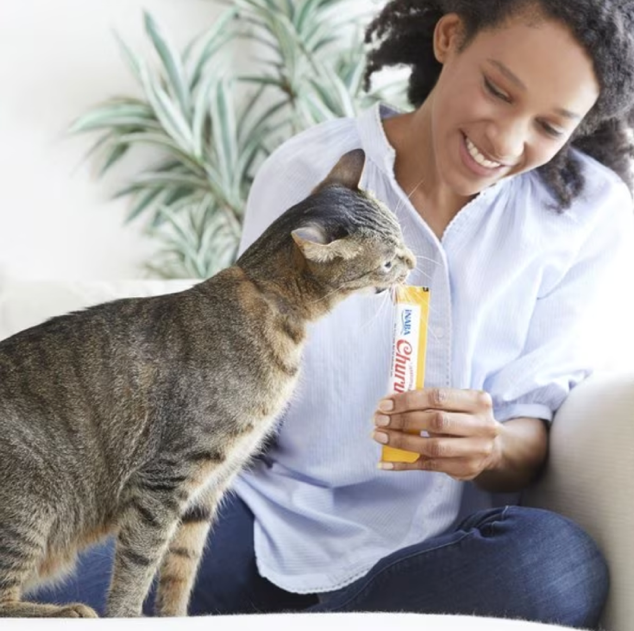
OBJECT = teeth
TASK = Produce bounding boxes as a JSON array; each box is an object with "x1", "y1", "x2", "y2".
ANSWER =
[{"x1": 465, "y1": 137, "x2": 501, "y2": 169}]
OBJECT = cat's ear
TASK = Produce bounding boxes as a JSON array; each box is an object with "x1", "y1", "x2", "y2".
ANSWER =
[
  {"x1": 291, "y1": 226, "x2": 361, "y2": 263},
  {"x1": 313, "y1": 149, "x2": 366, "y2": 193}
]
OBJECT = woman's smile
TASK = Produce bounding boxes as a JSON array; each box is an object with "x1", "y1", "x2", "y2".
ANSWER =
[{"x1": 459, "y1": 132, "x2": 508, "y2": 177}]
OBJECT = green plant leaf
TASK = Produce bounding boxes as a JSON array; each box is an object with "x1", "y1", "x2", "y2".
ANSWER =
[
  {"x1": 151, "y1": 189, "x2": 201, "y2": 227},
  {"x1": 144, "y1": 12, "x2": 191, "y2": 119},
  {"x1": 209, "y1": 76, "x2": 238, "y2": 190},
  {"x1": 131, "y1": 171, "x2": 211, "y2": 191},
  {"x1": 77, "y1": 131, "x2": 118, "y2": 166},
  {"x1": 139, "y1": 61, "x2": 195, "y2": 152},
  {"x1": 125, "y1": 187, "x2": 166, "y2": 223},
  {"x1": 117, "y1": 131, "x2": 205, "y2": 174},
  {"x1": 186, "y1": 7, "x2": 238, "y2": 89},
  {"x1": 236, "y1": 83, "x2": 267, "y2": 132},
  {"x1": 191, "y1": 70, "x2": 218, "y2": 160},
  {"x1": 238, "y1": 75, "x2": 286, "y2": 89},
  {"x1": 72, "y1": 0, "x2": 407, "y2": 279},
  {"x1": 112, "y1": 29, "x2": 144, "y2": 83},
  {"x1": 240, "y1": 95, "x2": 287, "y2": 139},
  {"x1": 99, "y1": 142, "x2": 130, "y2": 175},
  {"x1": 68, "y1": 102, "x2": 159, "y2": 134}
]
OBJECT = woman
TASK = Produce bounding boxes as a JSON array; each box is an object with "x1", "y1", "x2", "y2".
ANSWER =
[{"x1": 36, "y1": 0, "x2": 634, "y2": 627}]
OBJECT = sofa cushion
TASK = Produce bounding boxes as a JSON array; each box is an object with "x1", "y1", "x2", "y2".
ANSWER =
[{"x1": 0, "y1": 278, "x2": 196, "y2": 341}]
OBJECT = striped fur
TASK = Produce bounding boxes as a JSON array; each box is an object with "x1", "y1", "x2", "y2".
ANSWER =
[{"x1": 0, "y1": 149, "x2": 415, "y2": 617}]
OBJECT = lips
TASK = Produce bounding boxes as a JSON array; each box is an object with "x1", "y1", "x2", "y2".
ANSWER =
[
  {"x1": 465, "y1": 136, "x2": 502, "y2": 169},
  {"x1": 459, "y1": 133, "x2": 513, "y2": 177}
]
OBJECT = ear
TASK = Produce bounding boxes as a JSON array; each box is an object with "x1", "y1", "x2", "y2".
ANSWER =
[
  {"x1": 291, "y1": 226, "x2": 361, "y2": 263},
  {"x1": 312, "y1": 149, "x2": 366, "y2": 193},
  {"x1": 434, "y1": 13, "x2": 464, "y2": 64}
]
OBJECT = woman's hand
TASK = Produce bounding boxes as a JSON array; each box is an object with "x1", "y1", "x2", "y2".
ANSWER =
[{"x1": 371, "y1": 387, "x2": 503, "y2": 481}]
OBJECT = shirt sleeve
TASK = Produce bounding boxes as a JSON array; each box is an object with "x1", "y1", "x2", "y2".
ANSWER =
[
  {"x1": 488, "y1": 178, "x2": 634, "y2": 424},
  {"x1": 238, "y1": 118, "x2": 361, "y2": 256}
]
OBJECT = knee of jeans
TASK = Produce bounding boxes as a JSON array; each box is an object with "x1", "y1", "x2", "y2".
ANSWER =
[{"x1": 506, "y1": 507, "x2": 609, "y2": 625}]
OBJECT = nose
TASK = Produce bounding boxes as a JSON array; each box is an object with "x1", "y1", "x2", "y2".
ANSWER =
[{"x1": 485, "y1": 116, "x2": 526, "y2": 164}]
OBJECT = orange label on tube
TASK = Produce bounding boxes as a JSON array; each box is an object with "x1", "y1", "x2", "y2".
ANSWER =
[{"x1": 381, "y1": 285, "x2": 430, "y2": 464}]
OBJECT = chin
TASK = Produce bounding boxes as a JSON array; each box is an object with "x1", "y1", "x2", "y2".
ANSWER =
[
  {"x1": 450, "y1": 173, "x2": 497, "y2": 198},
  {"x1": 444, "y1": 150, "x2": 503, "y2": 197}
]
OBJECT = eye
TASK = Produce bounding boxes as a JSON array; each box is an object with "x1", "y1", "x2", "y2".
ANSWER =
[
  {"x1": 381, "y1": 260, "x2": 393, "y2": 272},
  {"x1": 484, "y1": 77, "x2": 511, "y2": 103},
  {"x1": 538, "y1": 120, "x2": 565, "y2": 139}
]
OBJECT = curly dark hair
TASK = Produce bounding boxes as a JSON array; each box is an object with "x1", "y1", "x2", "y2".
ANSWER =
[{"x1": 364, "y1": 0, "x2": 634, "y2": 209}]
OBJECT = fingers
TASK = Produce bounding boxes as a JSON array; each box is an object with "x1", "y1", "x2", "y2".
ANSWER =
[
  {"x1": 375, "y1": 409, "x2": 464, "y2": 436},
  {"x1": 375, "y1": 408, "x2": 498, "y2": 439},
  {"x1": 378, "y1": 456, "x2": 487, "y2": 481},
  {"x1": 374, "y1": 388, "x2": 497, "y2": 438},
  {"x1": 372, "y1": 388, "x2": 500, "y2": 481},
  {"x1": 378, "y1": 388, "x2": 492, "y2": 416},
  {"x1": 372, "y1": 430, "x2": 493, "y2": 461}
]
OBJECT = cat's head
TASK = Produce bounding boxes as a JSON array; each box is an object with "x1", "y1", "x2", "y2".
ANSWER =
[
  {"x1": 289, "y1": 149, "x2": 415, "y2": 301},
  {"x1": 239, "y1": 149, "x2": 415, "y2": 316}
]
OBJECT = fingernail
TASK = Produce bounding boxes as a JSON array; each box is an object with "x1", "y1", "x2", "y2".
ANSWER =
[
  {"x1": 378, "y1": 462, "x2": 394, "y2": 470},
  {"x1": 378, "y1": 398, "x2": 394, "y2": 412},
  {"x1": 374, "y1": 414, "x2": 390, "y2": 427},
  {"x1": 372, "y1": 431, "x2": 388, "y2": 444}
]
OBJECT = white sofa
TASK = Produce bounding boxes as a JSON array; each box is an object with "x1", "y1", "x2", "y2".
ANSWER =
[{"x1": 1, "y1": 277, "x2": 631, "y2": 631}]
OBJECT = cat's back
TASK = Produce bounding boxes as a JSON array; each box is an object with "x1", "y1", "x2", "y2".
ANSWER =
[
  {"x1": 0, "y1": 267, "x2": 301, "y2": 416},
  {"x1": 0, "y1": 290, "x2": 174, "y2": 389}
]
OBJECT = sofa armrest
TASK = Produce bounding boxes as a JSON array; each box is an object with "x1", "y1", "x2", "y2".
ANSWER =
[
  {"x1": 0, "y1": 278, "x2": 197, "y2": 340},
  {"x1": 524, "y1": 371, "x2": 634, "y2": 631}
]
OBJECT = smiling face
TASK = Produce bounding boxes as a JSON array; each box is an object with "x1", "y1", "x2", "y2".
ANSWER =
[{"x1": 425, "y1": 10, "x2": 600, "y2": 197}]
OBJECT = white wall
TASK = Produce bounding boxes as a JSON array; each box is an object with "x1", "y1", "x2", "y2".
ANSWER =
[
  {"x1": 0, "y1": 0, "x2": 228, "y2": 281},
  {"x1": 0, "y1": 0, "x2": 392, "y2": 282}
]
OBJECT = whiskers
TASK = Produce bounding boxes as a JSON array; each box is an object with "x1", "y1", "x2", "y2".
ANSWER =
[
  {"x1": 390, "y1": 176, "x2": 445, "y2": 285},
  {"x1": 307, "y1": 285, "x2": 342, "y2": 307},
  {"x1": 415, "y1": 253, "x2": 439, "y2": 267},
  {"x1": 358, "y1": 287, "x2": 394, "y2": 333},
  {"x1": 395, "y1": 174, "x2": 427, "y2": 216},
  {"x1": 410, "y1": 256, "x2": 436, "y2": 286}
]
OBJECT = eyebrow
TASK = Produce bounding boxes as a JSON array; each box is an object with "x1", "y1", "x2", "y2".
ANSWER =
[{"x1": 486, "y1": 59, "x2": 582, "y2": 120}]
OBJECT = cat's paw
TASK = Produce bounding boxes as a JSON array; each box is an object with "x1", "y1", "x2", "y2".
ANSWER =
[{"x1": 53, "y1": 603, "x2": 99, "y2": 618}]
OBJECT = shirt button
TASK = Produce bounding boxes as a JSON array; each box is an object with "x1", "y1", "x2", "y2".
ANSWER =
[{"x1": 434, "y1": 326, "x2": 445, "y2": 339}]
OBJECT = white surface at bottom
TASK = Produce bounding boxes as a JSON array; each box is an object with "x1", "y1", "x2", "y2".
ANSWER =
[{"x1": 1, "y1": 612, "x2": 577, "y2": 630}]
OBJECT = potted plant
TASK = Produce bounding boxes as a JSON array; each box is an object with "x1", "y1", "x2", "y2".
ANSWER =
[{"x1": 71, "y1": 0, "x2": 406, "y2": 278}]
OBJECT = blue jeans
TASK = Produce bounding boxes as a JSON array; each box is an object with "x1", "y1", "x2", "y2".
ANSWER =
[{"x1": 32, "y1": 493, "x2": 608, "y2": 628}]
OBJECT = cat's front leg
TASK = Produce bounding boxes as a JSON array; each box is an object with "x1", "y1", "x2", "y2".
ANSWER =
[
  {"x1": 155, "y1": 487, "x2": 222, "y2": 617},
  {"x1": 106, "y1": 493, "x2": 182, "y2": 617}
]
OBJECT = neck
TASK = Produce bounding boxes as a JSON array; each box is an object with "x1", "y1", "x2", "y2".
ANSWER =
[
  {"x1": 238, "y1": 246, "x2": 340, "y2": 321},
  {"x1": 383, "y1": 104, "x2": 471, "y2": 238}
]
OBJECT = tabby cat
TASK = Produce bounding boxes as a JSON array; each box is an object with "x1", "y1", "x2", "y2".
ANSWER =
[{"x1": 0, "y1": 149, "x2": 415, "y2": 618}]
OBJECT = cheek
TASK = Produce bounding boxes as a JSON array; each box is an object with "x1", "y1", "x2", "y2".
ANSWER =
[{"x1": 433, "y1": 81, "x2": 496, "y2": 145}]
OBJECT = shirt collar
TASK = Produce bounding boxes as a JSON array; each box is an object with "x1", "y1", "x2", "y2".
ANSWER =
[
  {"x1": 357, "y1": 102, "x2": 509, "y2": 203},
  {"x1": 357, "y1": 102, "x2": 401, "y2": 177}
]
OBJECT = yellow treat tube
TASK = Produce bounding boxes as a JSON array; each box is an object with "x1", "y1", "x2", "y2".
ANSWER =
[{"x1": 381, "y1": 285, "x2": 430, "y2": 464}]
